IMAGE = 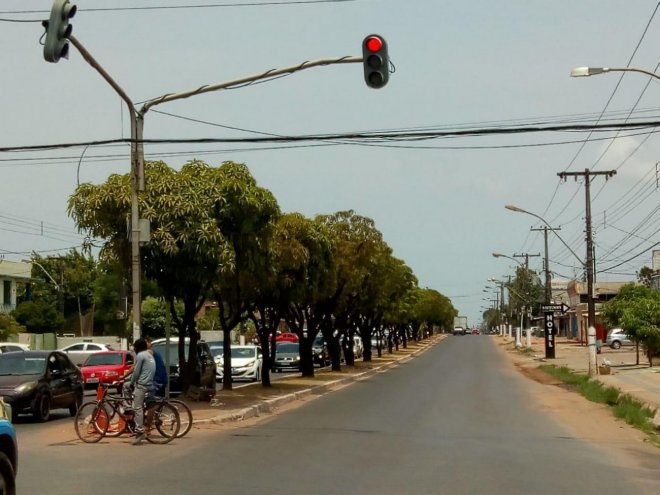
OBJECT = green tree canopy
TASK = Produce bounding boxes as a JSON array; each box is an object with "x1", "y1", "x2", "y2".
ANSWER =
[{"x1": 602, "y1": 284, "x2": 660, "y2": 364}]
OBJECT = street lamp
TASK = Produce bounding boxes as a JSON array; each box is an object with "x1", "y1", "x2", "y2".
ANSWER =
[
  {"x1": 492, "y1": 252, "x2": 524, "y2": 267},
  {"x1": 506, "y1": 204, "x2": 597, "y2": 371},
  {"x1": 570, "y1": 66, "x2": 660, "y2": 80}
]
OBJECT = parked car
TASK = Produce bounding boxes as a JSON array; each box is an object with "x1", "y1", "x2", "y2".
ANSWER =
[
  {"x1": 275, "y1": 332, "x2": 299, "y2": 343},
  {"x1": 80, "y1": 351, "x2": 134, "y2": 392},
  {"x1": 150, "y1": 338, "x2": 216, "y2": 397},
  {"x1": 58, "y1": 342, "x2": 114, "y2": 367},
  {"x1": 0, "y1": 343, "x2": 30, "y2": 354},
  {"x1": 0, "y1": 398, "x2": 17, "y2": 495},
  {"x1": 606, "y1": 328, "x2": 634, "y2": 349},
  {"x1": 0, "y1": 350, "x2": 83, "y2": 422},
  {"x1": 207, "y1": 342, "x2": 224, "y2": 380},
  {"x1": 273, "y1": 342, "x2": 301, "y2": 372},
  {"x1": 215, "y1": 345, "x2": 263, "y2": 382},
  {"x1": 312, "y1": 335, "x2": 329, "y2": 366}
]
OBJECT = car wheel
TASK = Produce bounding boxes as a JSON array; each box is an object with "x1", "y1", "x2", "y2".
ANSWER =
[
  {"x1": 34, "y1": 393, "x2": 51, "y2": 422},
  {"x1": 69, "y1": 390, "x2": 83, "y2": 416},
  {"x1": 611, "y1": 341, "x2": 621, "y2": 350},
  {"x1": 0, "y1": 451, "x2": 16, "y2": 495}
]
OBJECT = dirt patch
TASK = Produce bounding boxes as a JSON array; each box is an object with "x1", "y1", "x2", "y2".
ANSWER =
[{"x1": 498, "y1": 343, "x2": 660, "y2": 494}]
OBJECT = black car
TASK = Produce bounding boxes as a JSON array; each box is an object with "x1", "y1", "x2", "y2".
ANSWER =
[
  {"x1": 151, "y1": 339, "x2": 216, "y2": 398},
  {"x1": 0, "y1": 351, "x2": 83, "y2": 422}
]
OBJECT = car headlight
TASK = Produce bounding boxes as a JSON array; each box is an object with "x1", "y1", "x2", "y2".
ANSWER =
[
  {"x1": 15, "y1": 381, "x2": 38, "y2": 393},
  {"x1": 293, "y1": 356, "x2": 300, "y2": 362}
]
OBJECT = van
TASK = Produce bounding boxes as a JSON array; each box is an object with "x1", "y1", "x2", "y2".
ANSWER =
[{"x1": 150, "y1": 338, "x2": 216, "y2": 397}]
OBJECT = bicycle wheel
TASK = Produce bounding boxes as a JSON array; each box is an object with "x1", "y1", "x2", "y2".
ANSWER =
[
  {"x1": 145, "y1": 402, "x2": 180, "y2": 444},
  {"x1": 74, "y1": 402, "x2": 109, "y2": 443},
  {"x1": 102, "y1": 400, "x2": 128, "y2": 438},
  {"x1": 169, "y1": 399, "x2": 193, "y2": 438}
]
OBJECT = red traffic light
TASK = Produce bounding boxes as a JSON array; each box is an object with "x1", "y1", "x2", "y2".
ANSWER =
[{"x1": 365, "y1": 36, "x2": 383, "y2": 53}]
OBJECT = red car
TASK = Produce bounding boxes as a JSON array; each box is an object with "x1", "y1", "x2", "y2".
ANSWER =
[
  {"x1": 275, "y1": 332, "x2": 299, "y2": 343},
  {"x1": 81, "y1": 351, "x2": 135, "y2": 392}
]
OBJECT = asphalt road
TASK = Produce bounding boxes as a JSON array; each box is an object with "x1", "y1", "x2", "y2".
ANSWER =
[{"x1": 15, "y1": 336, "x2": 658, "y2": 494}]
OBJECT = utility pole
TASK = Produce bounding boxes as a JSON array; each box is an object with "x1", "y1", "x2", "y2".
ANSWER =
[
  {"x1": 513, "y1": 252, "x2": 540, "y2": 270},
  {"x1": 530, "y1": 227, "x2": 561, "y2": 304},
  {"x1": 558, "y1": 169, "x2": 616, "y2": 375}
]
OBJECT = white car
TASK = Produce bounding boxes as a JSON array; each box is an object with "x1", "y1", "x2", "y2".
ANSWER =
[
  {"x1": 59, "y1": 342, "x2": 114, "y2": 367},
  {"x1": 0, "y1": 342, "x2": 30, "y2": 353},
  {"x1": 215, "y1": 345, "x2": 263, "y2": 382}
]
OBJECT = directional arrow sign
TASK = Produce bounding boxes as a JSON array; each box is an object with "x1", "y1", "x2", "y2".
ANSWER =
[{"x1": 541, "y1": 303, "x2": 570, "y2": 314}]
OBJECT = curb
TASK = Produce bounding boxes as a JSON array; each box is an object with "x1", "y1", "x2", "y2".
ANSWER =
[{"x1": 196, "y1": 336, "x2": 444, "y2": 425}]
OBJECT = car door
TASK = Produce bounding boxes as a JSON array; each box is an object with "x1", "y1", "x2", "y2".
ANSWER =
[
  {"x1": 62, "y1": 343, "x2": 86, "y2": 366},
  {"x1": 46, "y1": 353, "x2": 70, "y2": 408}
]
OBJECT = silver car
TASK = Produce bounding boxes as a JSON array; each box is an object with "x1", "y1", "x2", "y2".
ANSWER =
[{"x1": 606, "y1": 328, "x2": 633, "y2": 349}]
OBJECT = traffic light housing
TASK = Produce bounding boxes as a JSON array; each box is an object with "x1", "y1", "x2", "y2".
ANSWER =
[
  {"x1": 43, "y1": 0, "x2": 77, "y2": 63},
  {"x1": 362, "y1": 34, "x2": 389, "y2": 89}
]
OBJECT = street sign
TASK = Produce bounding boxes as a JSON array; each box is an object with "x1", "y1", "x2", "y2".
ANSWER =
[
  {"x1": 541, "y1": 303, "x2": 569, "y2": 314},
  {"x1": 544, "y1": 312, "x2": 556, "y2": 359}
]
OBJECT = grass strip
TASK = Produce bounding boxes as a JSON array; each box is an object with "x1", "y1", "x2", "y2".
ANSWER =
[{"x1": 539, "y1": 365, "x2": 659, "y2": 445}]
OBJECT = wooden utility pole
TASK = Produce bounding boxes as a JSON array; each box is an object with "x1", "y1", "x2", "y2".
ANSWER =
[
  {"x1": 558, "y1": 169, "x2": 616, "y2": 375},
  {"x1": 530, "y1": 227, "x2": 561, "y2": 304}
]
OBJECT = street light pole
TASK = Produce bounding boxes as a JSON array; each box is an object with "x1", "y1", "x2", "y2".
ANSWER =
[{"x1": 69, "y1": 36, "x2": 143, "y2": 343}]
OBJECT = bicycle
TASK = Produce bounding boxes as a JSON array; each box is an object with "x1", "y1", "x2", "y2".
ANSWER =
[
  {"x1": 167, "y1": 399, "x2": 192, "y2": 438},
  {"x1": 74, "y1": 383, "x2": 181, "y2": 444}
]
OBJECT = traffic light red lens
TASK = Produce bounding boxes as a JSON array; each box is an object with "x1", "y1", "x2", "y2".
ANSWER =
[{"x1": 366, "y1": 36, "x2": 383, "y2": 52}]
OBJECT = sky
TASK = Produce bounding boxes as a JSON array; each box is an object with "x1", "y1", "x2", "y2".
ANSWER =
[{"x1": 1, "y1": 0, "x2": 659, "y2": 327}]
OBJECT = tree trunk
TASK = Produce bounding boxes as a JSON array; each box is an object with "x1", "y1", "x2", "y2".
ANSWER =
[
  {"x1": 222, "y1": 327, "x2": 233, "y2": 391},
  {"x1": 299, "y1": 335, "x2": 314, "y2": 377}
]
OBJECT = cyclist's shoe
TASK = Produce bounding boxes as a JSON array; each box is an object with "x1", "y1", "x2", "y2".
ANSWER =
[{"x1": 132, "y1": 431, "x2": 146, "y2": 445}]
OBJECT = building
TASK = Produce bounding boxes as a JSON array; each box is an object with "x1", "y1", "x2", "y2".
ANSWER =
[
  {"x1": 0, "y1": 261, "x2": 32, "y2": 313},
  {"x1": 566, "y1": 280, "x2": 633, "y2": 342}
]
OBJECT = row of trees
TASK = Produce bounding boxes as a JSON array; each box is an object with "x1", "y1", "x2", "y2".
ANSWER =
[{"x1": 51, "y1": 160, "x2": 455, "y2": 393}]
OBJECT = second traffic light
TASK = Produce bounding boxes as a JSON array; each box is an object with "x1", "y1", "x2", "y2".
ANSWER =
[
  {"x1": 43, "y1": 0, "x2": 77, "y2": 63},
  {"x1": 362, "y1": 34, "x2": 389, "y2": 89}
]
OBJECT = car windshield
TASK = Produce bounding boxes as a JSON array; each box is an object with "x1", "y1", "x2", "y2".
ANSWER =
[
  {"x1": 231, "y1": 347, "x2": 256, "y2": 359},
  {"x1": 151, "y1": 343, "x2": 189, "y2": 366},
  {"x1": 0, "y1": 355, "x2": 46, "y2": 375},
  {"x1": 277, "y1": 343, "x2": 299, "y2": 353},
  {"x1": 84, "y1": 353, "x2": 123, "y2": 366}
]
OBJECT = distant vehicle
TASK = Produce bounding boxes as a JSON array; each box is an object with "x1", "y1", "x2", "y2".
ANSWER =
[
  {"x1": 453, "y1": 316, "x2": 468, "y2": 335},
  {"x1": 312, "y1": 335, "x2": 329, "y2": 366},
  {"x1": 606, "y1": 328, "x2": 634, "y2": 349},
  {"x1": 80, "y1": 351, "x2": 134, "y2": 392},
  {"x1": 0, "y1": 343, "x2": 30, "y2": 354},
  {"x1": 471, "y1": 328, "x2": 480, "y2": 335},
  {"x1": 215, "y1": 345, "x2": 262, "y2": 382},
  {"x1": 276, "y1": 332, "x2": 299, "y2": 343},
  {"x1": 352, "y1": 335, "x2": 364, "y2": 359},
  {"x1": 58, "y1": 342, "x2": 114, "y2": 367},
  {"x1": 0, "y1": 350, "x2": 83, "y2": 422},
  {"x1": 0, "y1": 398, "x2": 17, "y2": 495},
  {"x1": 150, "y1": 338, "x2": 216, "y2": 396},
  {"x1": 273, "y1": 342, "x2": 301, "y2": 372}
]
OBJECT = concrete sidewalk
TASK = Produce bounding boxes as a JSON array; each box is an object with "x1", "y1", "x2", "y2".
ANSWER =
[
  {"x1": 185, "y1": 335, "x2": 447, "y2": 426},
  {"x1": 503, "y1": 335, "x2": 660, "y2": 413}
]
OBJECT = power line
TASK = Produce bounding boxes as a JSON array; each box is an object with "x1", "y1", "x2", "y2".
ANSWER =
[
  {"x1": 3, "y1": 119, "x2": 660, "y2": 153},
  {"x1": 0, "y1": 0, "x2": 358, "y2": 15}
]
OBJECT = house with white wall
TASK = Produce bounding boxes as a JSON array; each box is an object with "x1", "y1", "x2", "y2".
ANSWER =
[{"x1": 0, "y1": 261, "x2": 32, "y2": 313}]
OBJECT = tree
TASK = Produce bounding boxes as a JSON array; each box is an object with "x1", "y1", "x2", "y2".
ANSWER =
[
  {"x1": 602, "y1": 284, "x2": 660, "y2": 366},
  {"x1": 69, "y1": 159, "x2": 273, "y2": 394},
  {"x1": 12, "y1": 300, "x2": 64, "y2": 334},
  {"x1": 316, "y1": 211, "x2": 386, "y2": 370},
  {"x1": 0, "y1": 313, "x2": 25, "y2": 341},
  {"x1": 506, "y1": 267, "x2": 543, "y2": 328},
  {"x1": 276, "y1": 213, "x2": 336, "y2": 378},
  {"x1": 638, "y1": 266, "x2": 658, "y2": 288}
]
